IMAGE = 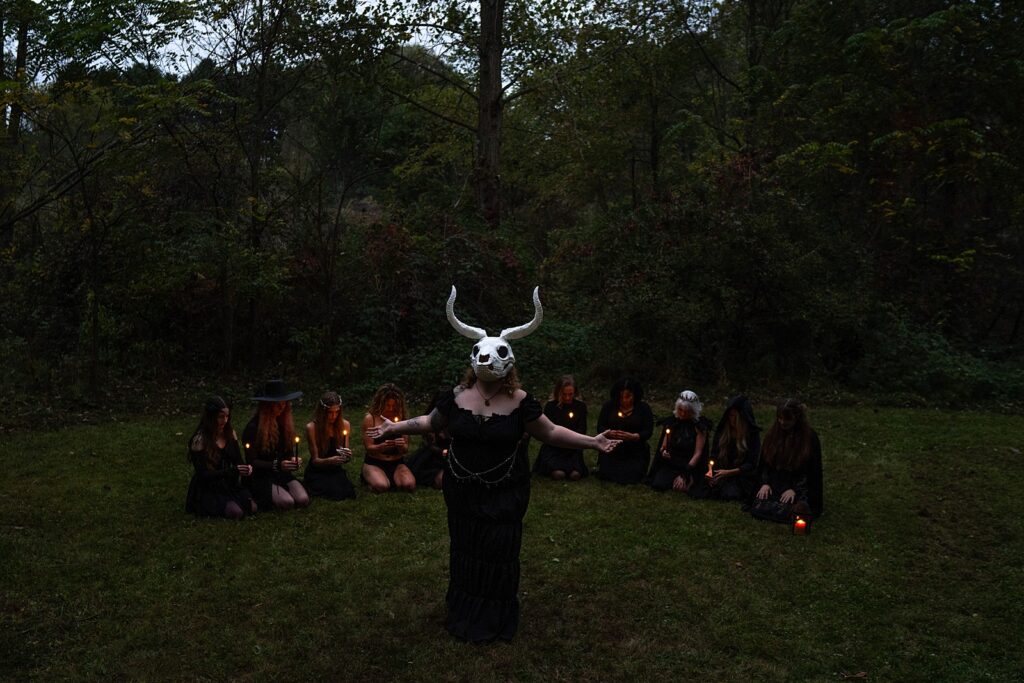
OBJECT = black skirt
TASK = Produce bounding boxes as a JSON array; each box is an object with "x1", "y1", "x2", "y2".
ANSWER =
[
  {"x1": 303, "y1": 462, "x2": 356, "y2": 501},
  {"x1": 442, "y1": 470, "x2": 531, "y2": 643},
  {"x1": 534, "y1": 444, "x2": 589, "y2": 478}
]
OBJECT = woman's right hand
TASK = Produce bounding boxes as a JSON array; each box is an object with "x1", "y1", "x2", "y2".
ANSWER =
[
  {"x1": 757, "y1": 484, "x2": 771, "y2": 500},
  {"x1": 335, "y1": 447, "x2": 353, "y2": 464},
  {"x1": 660, "y1": 448, "x2": 671, "y2": 459},
  {"x1": 236, "y1": 464, "x2": 253, "y2": 477},
  {"x1": 281, "y1": 457, "x2": 300, "y2": 472}
]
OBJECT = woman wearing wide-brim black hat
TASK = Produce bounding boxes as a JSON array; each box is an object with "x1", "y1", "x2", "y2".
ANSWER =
[{"x1": 241, "y1": 380, "x2": 310, "y2": 511}]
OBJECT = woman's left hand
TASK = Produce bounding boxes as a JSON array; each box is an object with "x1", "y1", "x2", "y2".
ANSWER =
[
  {"x1": 780, "y1": 489, "x2": 796, "y2": 504},
  {"x1": 365, "y1": 422, "x2": 391, "y2": 442},
  {"x1": 594, "y1": 431, "x2": 622, "y2": 453}
]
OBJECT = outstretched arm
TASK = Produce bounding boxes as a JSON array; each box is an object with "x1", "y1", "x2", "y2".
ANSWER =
[
  {"x1": 525, "y1": 415, "x2": 620, "y2": 453},
  {"x1": 366, "y1": 409, "x2": 447, "y2": 442}
]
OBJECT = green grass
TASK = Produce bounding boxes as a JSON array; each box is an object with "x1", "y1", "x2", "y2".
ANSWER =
[{"x1": 2, "y1": 405, "x2": 1023, "y2": 681}]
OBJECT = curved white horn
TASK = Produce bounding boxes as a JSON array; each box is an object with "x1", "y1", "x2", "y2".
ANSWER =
[
  {"x1": 446, "y1": 286, "x2": 487, "y2": 340},
  {"x1": 499, "y1": 286, "x2": 543, "y2": 340}
]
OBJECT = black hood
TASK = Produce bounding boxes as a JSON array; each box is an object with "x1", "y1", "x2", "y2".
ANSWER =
[{"x1": 716, "y1": 395, "x2": 759, "y2": 434}]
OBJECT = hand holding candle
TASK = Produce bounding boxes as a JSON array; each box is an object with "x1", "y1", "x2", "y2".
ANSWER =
[{"x1": 706, "y1": 459, "x2": 715, "y2": 479}]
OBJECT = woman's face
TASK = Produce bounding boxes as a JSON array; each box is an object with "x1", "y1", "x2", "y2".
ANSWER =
[
  {"x1": 619, "y1": 389, "x2": 634, "y2": 410},
  {"x1": 559, "y1": 385, "x2": 575, "y2": 404},
  {"x1": 272, "y1": 401, "x2": 286, "y2": 417},
  {"x1": 777, "y1": 411, "x2": 796, "y2": 431},
  {"x1": 384, "y1": 398, "x2": 398, "y2": 416},
  {"x1": 728, "y1": 409, "x2": 738, "y2": 428},
  {"x1": 216, "y1": 408, "x2": 229, "y2": 431},
  {"x1": 327, "y1": 405, "x2": 341, "y2": 421},
  {"x1": 676, "y1": 403, "x2": 692, "y2": 420}
]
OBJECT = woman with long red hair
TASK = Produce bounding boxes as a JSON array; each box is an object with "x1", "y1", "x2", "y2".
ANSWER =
[{"x1": 241, "y1": 380, "x2": 310, "y2": 511}]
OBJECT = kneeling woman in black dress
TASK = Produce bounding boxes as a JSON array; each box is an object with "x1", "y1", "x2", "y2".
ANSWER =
[
  {"x1": 704, "y1": 395, "x2": 761, "y2": 501},
  {"x1": 752, "y1": 398, "x2": 823, "y2": 521},
  {"x1": 647, "y1": 390, "x2": 711, "y2": 492},
  {"x1": 241, "y1": 380, "x2": 310, "y2": 511},
  {"x1": 533, "y1": 375, "x2": 589, "y2": 480},
  {"x1": 303, "y1": 391, "x2": 356, "y2": 500},
  {"x1": 595, "y1": 378, "x2": 654, "y2": 484},
  {"x1": 368, "y1": 286, "x2": 620, "y2": 643},
  {"x1": 185, "y1": 396, "x2": 256, "y2": 519}
]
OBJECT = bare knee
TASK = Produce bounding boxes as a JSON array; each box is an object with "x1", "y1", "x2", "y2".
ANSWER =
[
  {"x1": 224, "y1": 502, "x2": 244, "y2": 520},
  {"x1": 273, "y1": 487, "x2": 296, "y2": 510},
  {"x1": 395, "y1": 467, "x2": 416, "y2": 492},
  {"x1": 433, "y1": 471, "x2": 444, "y2": 489},
  {"x1": 289, "y1": 482, "x2": 310, "y2": 508},
  {"x1": 568, "y1": 470, "x2": 581, "y2": 481},
  {"x1": 551, "y1": 469, "x2": 566, "y2": 480}
]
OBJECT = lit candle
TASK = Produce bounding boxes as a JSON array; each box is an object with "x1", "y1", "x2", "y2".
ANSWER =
[
  {"x1": 617, "y1": 411, "x2": 624, "y2": 418},
  {"x1": 706, "y1": 459, "x2": 715, "y2": 478},
  {"x1": 793, "y1": 517, "x2": 808, "y2": 535},
  {"x1": 665, "y1": 428, "x2": 671, "y2": 435},
  {"x1": 342, "y1": 428, "x2": 349, "y2": 447},
  {"x1": 294, "y1": 435, "x2": 300, "y2": 459},
  {"x1": 393, "y1": 416, "x2": 399, "y2": 423},
  {"x1": 442, "y1": 448, "x2": 449, "y2": 458},
  {"x1": 568, "y1": 411, "x2": 574, "y2": 419},
  {"x1": 243, "y1": 443, "x2": 251, "y2": 464}
]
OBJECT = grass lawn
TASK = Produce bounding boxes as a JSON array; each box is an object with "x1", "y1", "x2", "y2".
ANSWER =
[{"x1": 2, "y1": 404, "x2": 1022, "y2": 681}]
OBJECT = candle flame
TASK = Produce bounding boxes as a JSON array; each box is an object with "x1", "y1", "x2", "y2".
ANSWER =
[
  {"x1": 294, "y1": 436, "x2": 300, "y2": 444},
  {"x1": 393, "y1": 416, "x2": 399, "y2": 423},
  {"x1": 666, "y1": 428, "x2": 671, "y2": 434},
  {"x1": 568, "y1": 412, "x2": 574, "y2": 419},
  {"x1": 244, "y1": 443, "x2": 250, "y2": 450},
  {"x1": 617, "y1": 411, "x2": 623, "y2": 418},
  {"x1": 343, "y1": 429, "x2": 349, "y2": 436}
]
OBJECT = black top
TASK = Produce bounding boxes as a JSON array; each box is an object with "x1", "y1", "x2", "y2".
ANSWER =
[
  {"x1": 759, "y1": 429, "x2": 824, "y2": 516},
  {"x1": 241, "y1": 416, "x2": 294, "y2": 473},
  {"x1": 435, "y1": 388, "x2": 543, "y2": 487},
  {"x1": 710, "y1": 395, "x2": 761, "y2": 475},
  {"x1": 596, "y1": 400, "x2": 654, "y2": 458},
  {"x1": 656, "y1": 415, "x2": 712, "y2": 468},
  {"x1": 189, "y1": 435, "x2": 243, "y2": 487},
  {"x1": 542, "y1": 399, "x2": 587, "y2": 435}
]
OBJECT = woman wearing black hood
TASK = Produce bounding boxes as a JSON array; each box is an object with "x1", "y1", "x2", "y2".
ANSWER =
[
  {"x1": 595, "y1": 378, "x2": 654, "y2": 484},
  {"x1": 701, "y1": 395, "x2": 761, "y2": 502}
]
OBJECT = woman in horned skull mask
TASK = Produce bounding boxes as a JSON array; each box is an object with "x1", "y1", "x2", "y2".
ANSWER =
[{"x1": 367, "y1": 286, "x2": 621, "y2": 643}]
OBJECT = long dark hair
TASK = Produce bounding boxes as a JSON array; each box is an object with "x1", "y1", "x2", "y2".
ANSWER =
[
  {"x1": 189, "y1": 396, "x2": 232, "y2": 464},
  {"x1": 313, "y1": 391, "x2": 345, "y2": 453},
  {"x1": 609, "y1": 377, "x2": 644, "y2": 405},
  {"x1": 367, "y1": 383, "x2": 407, "y2": 420},
  {"x1": 254, "y1": 401, "x2": 295, "y2": 454},
  {"x1": 761, "y1": 398, "x2": 813, "y2": 471}
]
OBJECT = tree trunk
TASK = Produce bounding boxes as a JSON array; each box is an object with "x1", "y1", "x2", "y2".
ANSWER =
[
  {"x1": 475, "y1": 0, "x2": 504, "y2": 229},
  {"x1": 7, "y1": 16, "x2": 28, "y2": 142}
]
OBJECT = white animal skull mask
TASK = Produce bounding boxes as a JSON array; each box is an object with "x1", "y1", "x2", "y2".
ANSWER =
[{"x1": 446, "y1": 286, "x2": 543, "y2": 382}]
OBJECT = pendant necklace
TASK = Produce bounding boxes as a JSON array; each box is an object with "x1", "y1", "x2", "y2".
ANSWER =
[{"x1": 476, "y1": 382, "x2": 502, "y2": 407}]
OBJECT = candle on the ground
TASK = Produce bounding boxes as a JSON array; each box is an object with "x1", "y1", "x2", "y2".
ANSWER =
[{"x1": 793, "y1": 517, "x2": 808, "y2": 535}]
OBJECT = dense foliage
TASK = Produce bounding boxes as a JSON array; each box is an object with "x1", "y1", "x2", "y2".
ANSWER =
[{"x1": 2, "y1": 0, "x2": 1022, "y2": 409}]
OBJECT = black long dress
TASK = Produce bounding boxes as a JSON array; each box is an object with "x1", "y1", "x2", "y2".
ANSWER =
[
  {"x1": 700, "y1": 395, "x2": 761, "y2": 501},
  {"x1": 595, "y1": 401, "x2": 654, "y2": 484},
  {"x1": 407, "y1": 429, "x2": 451, "y2": 487},
  {"x1": 754, "y1": 430, "x2": 824, "y2": 520},
  {"x1": 241, "y1": 417, "x2": 299, "y2": 511},
  {"x1": 533, "y1": 399, "x2": 588, "y2": 478},
  {"x1": 304, "y1": 435, "x2": 356, "y2": 500},
  {"x1": 436, "y1": 387, "x2": 542, "y2": 643},
  {"x1": 646, "y1": 415, "x2": 711, "y2": 491},
  {"x1": 185, "y1": 436, "x2": 255, "y2": 517}
]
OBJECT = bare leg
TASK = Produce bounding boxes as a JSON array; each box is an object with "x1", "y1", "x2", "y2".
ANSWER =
[
  {"x1": 568, "y1": 470, "x2": 581, "y2": 481},
  {"x1": 287, "y1": 480, "x2": 310, "y2": 508},
  {"x1": 393, "y1": 464, "x2": 416, "y2": 492},
  {"x1": 433, "y1": 470, "x2": 444, "y2": 489},
  {"x1": 224, "y1": 501, "x2": 245, "y2": 520},
  {"x1": 551, "y1": 469, "x2": 566, "y2": 480},
  {"x1": 362, "y1": 464, "x2": 392, "y2": 493},
  {"x1": 271, "y1": 484, "x2": 296, "y2": 509}
]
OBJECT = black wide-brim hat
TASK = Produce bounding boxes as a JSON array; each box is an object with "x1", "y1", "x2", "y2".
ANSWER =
[{"x1": 251, "y1": 379, "x2": 303, "y2": 402}]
